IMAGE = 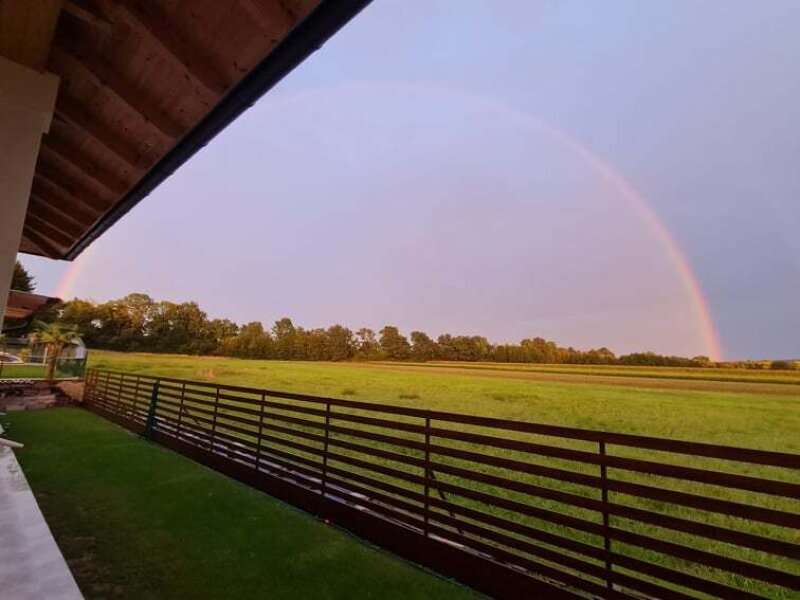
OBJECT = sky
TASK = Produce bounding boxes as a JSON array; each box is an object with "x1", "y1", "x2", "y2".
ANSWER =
[{"x1": 22, "y1": 0, "x2": 800, "y2": 360}]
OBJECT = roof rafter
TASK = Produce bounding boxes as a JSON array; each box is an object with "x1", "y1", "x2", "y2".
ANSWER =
[
  {"x1": 55, "y1": 95, "x2": 144, "y2": 169},
  {"x1": 36, "y1": 163, "x2": 114, "y2": 214},
  {"x1": 31, "y1": 182, "x2": 98, "y2": 226},
  {"x1": 28, "y1": 196, "x2": 88, "y2": 236},
  {"x1": 25, "y1": 213, "x2": 74, "y2": 248},
  {"x1": 51, "y1": 44, "x2": 185, "y2": 140},
  {"x1": 62, "y1": 0, "x2": 112, "y2": 35},
  {"x1": 33, "y1": 170, "x2": 108, "y2": 214},
  {"x1": 114, "y1": 3, "x2": 230, "y2": 97},
  {"x1": 23, "y1": 226, "x2": 62, "y2": 258},
  {"x1": 239, "y1": 0, "x2": 293, "y2": 39},
  {"x1": 41, "y1": 136, "x2": 130, "y2": 196}
]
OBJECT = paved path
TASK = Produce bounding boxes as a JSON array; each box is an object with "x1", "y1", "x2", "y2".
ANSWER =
[{"x1": 0, "y1": 441, "x2": 83, "y2": 600}]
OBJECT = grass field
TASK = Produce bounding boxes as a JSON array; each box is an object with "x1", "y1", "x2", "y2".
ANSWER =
[
  {"x1": 7, "y1": 409, "x2": 469, "y2": 599},
  {"x1": 394, "y1": 361, "x2": 800, "y2": 386},
  {"x1": 81, "y1": 351, "x2": 800, "y2": 597},
  {"x1": 88, "y1": 351, "x2": 800, "y2": 451},
  {"x1": 0, "y1": 362, "x2": 45, "y2": 378}
]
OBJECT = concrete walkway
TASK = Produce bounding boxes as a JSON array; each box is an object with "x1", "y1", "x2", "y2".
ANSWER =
[{"x1": 0, "y1": 442, "x2": 83, "y2": 600}]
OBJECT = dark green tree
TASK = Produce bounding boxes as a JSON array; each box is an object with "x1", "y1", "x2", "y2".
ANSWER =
[
  {"x1": 12, "y1": 260, "x2": 35, "y2": 292},
  {"x1": 379, "y1": 326, "x2": 410, "y2": 360},
  {"x1": 410, "y1": 331, "x2": 437, "y2": 361}
]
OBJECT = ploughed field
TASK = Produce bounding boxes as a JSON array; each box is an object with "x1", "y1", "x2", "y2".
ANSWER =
[{"x1": 87, "y1": 351, "x2": 800, "y2": 598}]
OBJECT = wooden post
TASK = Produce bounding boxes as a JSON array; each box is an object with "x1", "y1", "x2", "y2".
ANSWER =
[
  {"x1": 176, "y1": 382, "x2": 186, "y2": 438},
  {"x1": 144, "y1": 379, "x2": 160, "y2": 438},
  {"x1": 131, "y1": 375, "x2": 141, "y2": 421},
  {"x1": 321, "y1": 402, "x2": 331, "y2": 497},
  {"x1": 210, "y1": 387, "x2": 220, "y2": 452},
  {"x1": 424, "y1": 415, "x2": 431, "y2": 538},
  {"x1": 600, "y1": 440, "x2": 613, "y2": 591},
  {"x1": 255, "y1": 392, "x2": 266, "y2": 471}
]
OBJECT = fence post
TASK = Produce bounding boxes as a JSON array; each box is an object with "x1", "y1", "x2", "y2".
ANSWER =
[
  {"x1": 144, "y1": 379, "x2": 160, "y2": 438},
  {"x1": 599, "y1": 440, "x2": 613, "y2": 592},
  {"x1": 131, "y1": 375, "x2": 141, "y2": 420},
  {"x1": 116, "y1": 373, "x2": 126, "y2": 414},
  {"x1": 82, "y1": 369, "x2": 92, "y2": 402},
  {"x1": 255, "y1": 392, "x2": 266, "y2": 471},
  {"x1": 423, "y1": 415, "x2": 431, "y2": 538},
  {"x1": 103, "y1": 371, "x2": 111, "y2": 403},
  {"x1": 176, "y1": 382, "x2": 186, "y2": 438},
  {"x1": 321, "y1": 402, "x2": 331, "y2": 498},
  {"x1": 210, "y1": 386, "x2": 220, "y2": 453}
]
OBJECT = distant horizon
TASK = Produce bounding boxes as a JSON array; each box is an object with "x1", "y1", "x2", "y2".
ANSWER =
[{"x1": 18, "y1": 0, "x2": 800, "y2": 362}]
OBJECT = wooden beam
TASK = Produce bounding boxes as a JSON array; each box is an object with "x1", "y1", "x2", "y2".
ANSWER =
[
  {"x1": 55, "y1": 95, "x2": 144, "y2": 168},
  {"x1": 28, "y1": 196, "x2": 86, "y2": 236},
  {"x1": 41, "y1": 135, "x2": 130, "y2": 195},
  {"x1": 23, "y1": 226, "x2": 62, "y2": 258},
  {"x1": 0, "y1": 0, "x2": 63, "y2": 70},
  {"x1": 31, "y1": 180, "x2": 98, "y2": 225},
  {"x1": 36, "y1": 162, "x2": 113, "y2": 213},
  {"x1": 114, "y1": 3, "x2": 230, "y2": 97},
  {"x1": 239, "y1": 0, "x2": 294, "y2": 39},
  {"x1": 25, "y1": 213, "x2": 74, "y2": 248},
  {"x1": 62, "y1": 0, "x2": 111, "y2": 35},
  {"x1": 51, "y1": 44, "x2": 185, "y2": 140},
  {"x1": 33, "y1": 170, "x2": 110, "y2": 214}
]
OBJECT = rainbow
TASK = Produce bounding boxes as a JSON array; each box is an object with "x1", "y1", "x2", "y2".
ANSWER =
[
  {"x1": 53, "y1": 84, "x2": 724, "y2": 361},
  {"x1": 54, "y1": 243, "x2": 93, "y2": 301},
  {"x1": 535, "y1": 120, "x2": 724, "y2": 361}
]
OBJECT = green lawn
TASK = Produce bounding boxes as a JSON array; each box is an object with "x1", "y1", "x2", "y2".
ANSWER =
[
  {"x1": 0, "y1": 362, "x2": 45, "y2": 378},
  {"x1": 7, "y1": 408, "x2": 471, "y2": 600}
]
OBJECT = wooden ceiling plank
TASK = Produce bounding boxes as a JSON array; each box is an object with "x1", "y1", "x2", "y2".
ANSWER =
[
  {"x1": 23, "y1": 226, "x2": 63, "y2": 258},
  {"x1": 41, "y1": 136, "x2": 129, "y2": 196},
  {"x1": 0, "y1": 0, "x2": 64, "y2": 70},
  {"x1": 55, "y1": 95, "x2": 143, "y2": 168},
  {"x1": 62, "y1": 0, "x2": 112, "y2": 35},
  {"x1": 28, "y1": 196, "x2": 86, "y2": 236},
  {"x1": 239, "y1": 0, "x2": 294, "y2": 38},
  {"x1": 26, "y1": 213, "x2": 74, "y2": 247},
  {"x1": 51, "y1": 45, "x2": 184, "y2": 140},
  {"x1": 36, "y1": 162, "x2": 113, "y2": 214},
  {"x1": 31, "y1": 181, "x2": 98, "y2": 225},
  {"x1": 115, "y1": 3, "x2": 229, "y2": 97}
]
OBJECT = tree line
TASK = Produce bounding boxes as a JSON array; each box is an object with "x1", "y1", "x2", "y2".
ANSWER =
[{"x1": 49, "y1": 293, "x2": 730, "y2": 367}]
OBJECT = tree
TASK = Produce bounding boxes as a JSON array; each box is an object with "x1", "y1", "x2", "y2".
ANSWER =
[
  {"x1": 11, "y1": 260, "x2": 35, "y2": 292},
  {"x1": 379, "y1": 326, "x2": 410, "y2": 360},
  {"x1": 354, "y1": 328, "x2": 381, "y2": 360},
  {"x1": 272, "y1": 318, "x2": 297, "y2": 360},
  {"x1": 770, "y1": 360, "x2": 793, "y2": 370},
  {"x1": 410, "y1": 331, "x2": 437, "y2": 361},
  {"x1": 325, "y1": 325, "x2": 355, "y2": 361},
  {"x1": 30, "y1": 321, "x2": 80, "y2": 381}
]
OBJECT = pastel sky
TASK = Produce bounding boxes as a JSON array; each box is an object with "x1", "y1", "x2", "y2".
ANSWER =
[{"x1": 22, "y1": 0, "x2": 800, "y2": 360}]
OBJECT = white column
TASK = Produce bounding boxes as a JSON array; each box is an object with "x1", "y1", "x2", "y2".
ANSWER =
[{"x1": 0, "y1": 56, "x2": 59, "y2": 328}]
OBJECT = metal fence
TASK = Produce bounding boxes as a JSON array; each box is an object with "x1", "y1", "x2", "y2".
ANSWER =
[{"x1": 84, "y1": 368, "x2": 800, "y2": 599}]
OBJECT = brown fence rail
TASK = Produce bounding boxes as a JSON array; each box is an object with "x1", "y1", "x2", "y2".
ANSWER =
[{"x1": 83, "y1": 368, "x2": 800, "y2": 599}]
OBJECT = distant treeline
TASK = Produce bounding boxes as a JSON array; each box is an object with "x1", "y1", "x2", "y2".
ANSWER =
[{"x1": 50, "y1": 293, "x2": 795, "y2": 369}]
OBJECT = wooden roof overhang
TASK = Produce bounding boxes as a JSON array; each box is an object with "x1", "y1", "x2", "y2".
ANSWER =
[
  {"x1": 2, "y1": 0, "x2": 370, "y2": 261},
  {"x1": 4, "y1": 290, "x2": 61, "y2": 321}
]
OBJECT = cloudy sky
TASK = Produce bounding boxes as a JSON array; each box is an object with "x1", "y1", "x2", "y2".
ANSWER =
[{"x1": 22, "y1": 0, "x2": 799, "y2": 360}]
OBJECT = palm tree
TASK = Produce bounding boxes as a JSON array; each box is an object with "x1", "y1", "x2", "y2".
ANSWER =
[{"x1": 30, "y1": 321, "x2": 80, "y2": 381}]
